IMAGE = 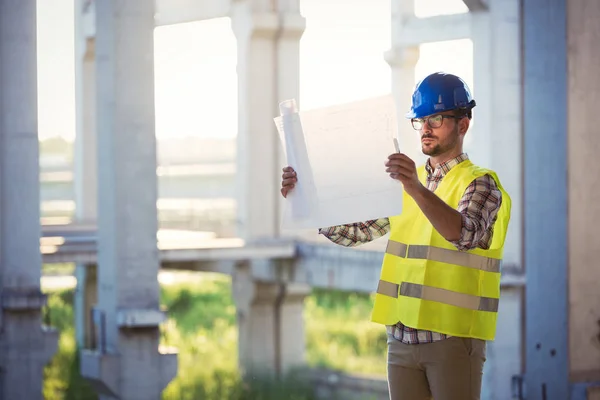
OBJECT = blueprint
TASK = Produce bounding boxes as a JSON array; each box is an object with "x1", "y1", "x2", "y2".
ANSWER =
[{"x1": 274, "y1": 95, "x2": 404, "y2": 231}]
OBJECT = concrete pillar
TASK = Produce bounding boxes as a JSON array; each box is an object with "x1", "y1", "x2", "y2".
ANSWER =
[
  {"x1": 230, "y1": 0, "x2": 308, "y2": 378},
  {"x1": 74, "y1": 264, "x2": 97, "y2": 349},
  {"x1": 73, "y1": 0, "x2": 98, "y2": 350},
  {"x1": 74, "y1": 0, "x2": 97, "y2": 225},
  {"x1": 523, "y1": 0, "x2": 568, "y2": 398},
  {"x1": 384, "y1": 0, "x2": 421, "y2": 164},
  {"x1": 0, "y1": 0, "x2": 58, "y2": 399},
  {"x1": 566, "y1": 0, "x2": 600, "y2": 397},
  {"x1": 232, "y1": 263, "x2": 310, "y2": 377},
  {"x1": 231, "y1": 0, "x2": 305, "y2": 242},
  {"x1": 467, "y1": 2, "x2": 524, "y2": 399},
  {"x1": 524, "y1": 0, "x2": 600, "y2": 398},
  {"x1": 470, "y1": 0, "x2": 522, "y2": 268},
  {"x1": 79, "y1": 1, "x2": 177, "y2": 399}
]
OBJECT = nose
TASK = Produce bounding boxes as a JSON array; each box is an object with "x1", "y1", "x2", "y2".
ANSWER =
[{"x1": 421, "y1": 120, "x2": 433, "y2": 134}]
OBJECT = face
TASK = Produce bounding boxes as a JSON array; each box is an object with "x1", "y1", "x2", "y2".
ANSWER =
[{"x1": 411, "y1": 112, "x2": 468, "y2": 157}]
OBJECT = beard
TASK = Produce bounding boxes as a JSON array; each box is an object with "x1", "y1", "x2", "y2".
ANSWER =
[
  {"x1": 422, "y1": 143, "x2": 443, "y2": 156},
  {"x1": 421, "y1": 125, "x2": 460, "y2": 156}
]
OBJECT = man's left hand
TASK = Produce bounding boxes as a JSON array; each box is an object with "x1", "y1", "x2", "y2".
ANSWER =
[{"x1": 385, "y1": 153, "x2": 424, "y2": 197}]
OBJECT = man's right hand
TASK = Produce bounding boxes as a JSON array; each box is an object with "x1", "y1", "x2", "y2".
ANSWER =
[{"x1": 281, "y1": 166, "x2": 297, "y2": 198}]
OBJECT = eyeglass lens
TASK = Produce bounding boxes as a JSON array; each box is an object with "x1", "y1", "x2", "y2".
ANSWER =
[{"x1": 411, "y1": 114, "x2": 444, "y2": 130}]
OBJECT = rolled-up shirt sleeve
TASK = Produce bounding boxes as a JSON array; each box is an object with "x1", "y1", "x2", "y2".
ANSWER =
[
  {"x1": 318, "y1": 218, "x2": 391, "y2": 247},
  {"x1": 449, "y1": 174, "x2": 503, "y2": 251}
]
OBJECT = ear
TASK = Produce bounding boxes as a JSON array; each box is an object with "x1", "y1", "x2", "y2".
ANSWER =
[{"x1": 458, "y1": 117, "x2": 470, "y2": 135}]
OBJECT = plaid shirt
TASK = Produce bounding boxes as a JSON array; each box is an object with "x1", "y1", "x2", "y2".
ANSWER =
[{"x1": 318, "y1": 153, "x2": 503, "y2": 344}]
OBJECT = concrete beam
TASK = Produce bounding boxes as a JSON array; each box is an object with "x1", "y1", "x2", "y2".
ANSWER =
[
  {"x1": 396, "y1": 13, "x2": 474, "y2": 46},
  {"x1": 159, "y1": 240, "x2": 296, "y2": 263},
  {"x1": 462, "y1": 0, "x2": 488, "y2": 11},
  {"x1": 40, "y1": 227, "x2": 297, "y2": 265},
  {"x1": 80, "y1": 0, "x2": 232, "y2": 39},
  {"x1": 155, "y1": 0, "x2": 230, "y2": 26}
]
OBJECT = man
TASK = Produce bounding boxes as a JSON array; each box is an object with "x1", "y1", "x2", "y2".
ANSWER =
[{"x1": 280, "y1": 72, "x2": 511, "y2": 400}]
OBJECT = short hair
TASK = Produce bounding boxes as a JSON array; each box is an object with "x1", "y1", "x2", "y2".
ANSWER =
[{"x1": 453, "y1": 108, "x2": 473, "y2": 120}]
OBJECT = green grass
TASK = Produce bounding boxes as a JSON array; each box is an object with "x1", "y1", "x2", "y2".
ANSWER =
[
  {"x1": 42, "y1": 274, "x2": 387, "y2": 399},
  {"x1": 304, "y1": 289, "x2": 387, "y2": 375}
]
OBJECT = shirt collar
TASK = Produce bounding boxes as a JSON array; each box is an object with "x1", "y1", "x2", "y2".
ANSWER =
[{"x1": 425, "y1": 153, "x2": 469, "y2": 176}]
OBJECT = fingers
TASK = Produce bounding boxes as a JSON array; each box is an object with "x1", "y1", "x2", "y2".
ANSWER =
[
  {"x1": 386, "y1": 155, "x2": 415, "y2": 181},
  {"x1": 386, "y1": 165, "x2": 412, "y2": 174},
  {"x1": 282, "y1": 178, "x2": 297, "y2": 188},
  {"x1": 281, "y1": 167, "x2": 297, "y2": 184},
  {"x1": 385, "y1": 154, "x2": 415, "y2": 183},
  {"x1": 385, "y1": 153, "x2": 414, "y2": 167},
  {"x1": 386, "y1": 166, "x2": 413, "y2": 179},
  {"x1": 387, "y1": 153, "x2": 412, "y2": 160},
  {"x1": 385, "y1": 161, "x2": 414, "y2": 175},
  {"x1": 281, "y1": 169, "x2": 297, "y2": 186},
  {"x1": 281, "y1": 166, "x2": 297, "y2": 182},
  {"x1": 281, "y1": 166, "x2": 297, "y2": 198}
]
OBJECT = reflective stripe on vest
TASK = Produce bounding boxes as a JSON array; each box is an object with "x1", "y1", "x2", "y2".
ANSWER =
[
  {"x1": 377, "y1": 280, "x2": 499, "y2": 312},
  {"x1": 385, "y1": 240, "x2": 501, "y2": 273}
]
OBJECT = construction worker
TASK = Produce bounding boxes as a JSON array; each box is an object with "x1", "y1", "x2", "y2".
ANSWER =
[{"x1": 280, "y1": 72, "x2": 512, "y2": 400}]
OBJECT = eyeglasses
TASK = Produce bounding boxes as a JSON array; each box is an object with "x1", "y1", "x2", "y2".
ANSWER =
[{"x1": 410, "y1": 114, "x2": 462, "y2": 130}]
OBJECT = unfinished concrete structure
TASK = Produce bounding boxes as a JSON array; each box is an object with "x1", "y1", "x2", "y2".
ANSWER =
[
  {"x1": 69, "y1": 0, "x2": 524, "y2": 398},
  {"x1": 1, "y1": 0, "x2": 599, "y2": 398}
]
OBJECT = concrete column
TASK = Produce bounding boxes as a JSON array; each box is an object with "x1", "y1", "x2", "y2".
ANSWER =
[
  {"x1": 233, "y1": 263, "x2": 310, "y2": 377},
  {"x1": 523, "y1": 0, "x2": 568, "y2": 397},
  {"x1": 73, "y1": 0, "x2": 98, "y2": 350},
  {"x1": 467, "y1": 2, "x2": 524, "y2": 399},
  {"x1": 79, "y1": 1, "x2": 177, "y2": 399},
  {"x1": 386, "y1": 48, "x2": 420, "y2": 162},
  {"x1": 230, "y1": 0, "x2": 308, "y2": 379},
  {"x1": 524, "y1": 0, "x2": 600, "y2": 398},
  {"x1": 384, "y1": 0, "x2": 419, "y2": 163},
  {"x1": 470, "y1": 0, "x2": 522, "y2": 268},
  {"x1": 0, "y1": 1, "x2": 58, "y2": 399},
  {"x1": 74, "y1": 0, "x2": 97, "y2": 225},
  {"x1": 231, "y1": 0, "x2": 305, "y2": 242},
  {"x1": 385, "y1": 0, "x2": 421, "y2": 164},
  {"x1": 74, "y1": 264, "x2": 97, "y2": 349},
  {"x1": 566, "y1": 0, "x2": 600, "y2": 397}
]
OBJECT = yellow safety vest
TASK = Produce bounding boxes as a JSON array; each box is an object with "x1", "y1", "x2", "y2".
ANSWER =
[{"x1": 370, "y1": 159, "x2": 511, "y2": 341}]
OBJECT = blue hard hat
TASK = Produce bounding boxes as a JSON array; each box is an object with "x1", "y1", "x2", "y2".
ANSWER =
[{"x1": 406, "y1": 72, "x2": 476, "y2": 119}]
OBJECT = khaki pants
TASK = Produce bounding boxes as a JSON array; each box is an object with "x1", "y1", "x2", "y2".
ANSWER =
[{"x1": 387, "y1": 334, "x2": 486, "y2": 400}]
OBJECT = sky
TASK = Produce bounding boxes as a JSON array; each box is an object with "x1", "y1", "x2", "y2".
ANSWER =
[{"x1": 36, "y1": 0, "x2": 471, "y2": 141}]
